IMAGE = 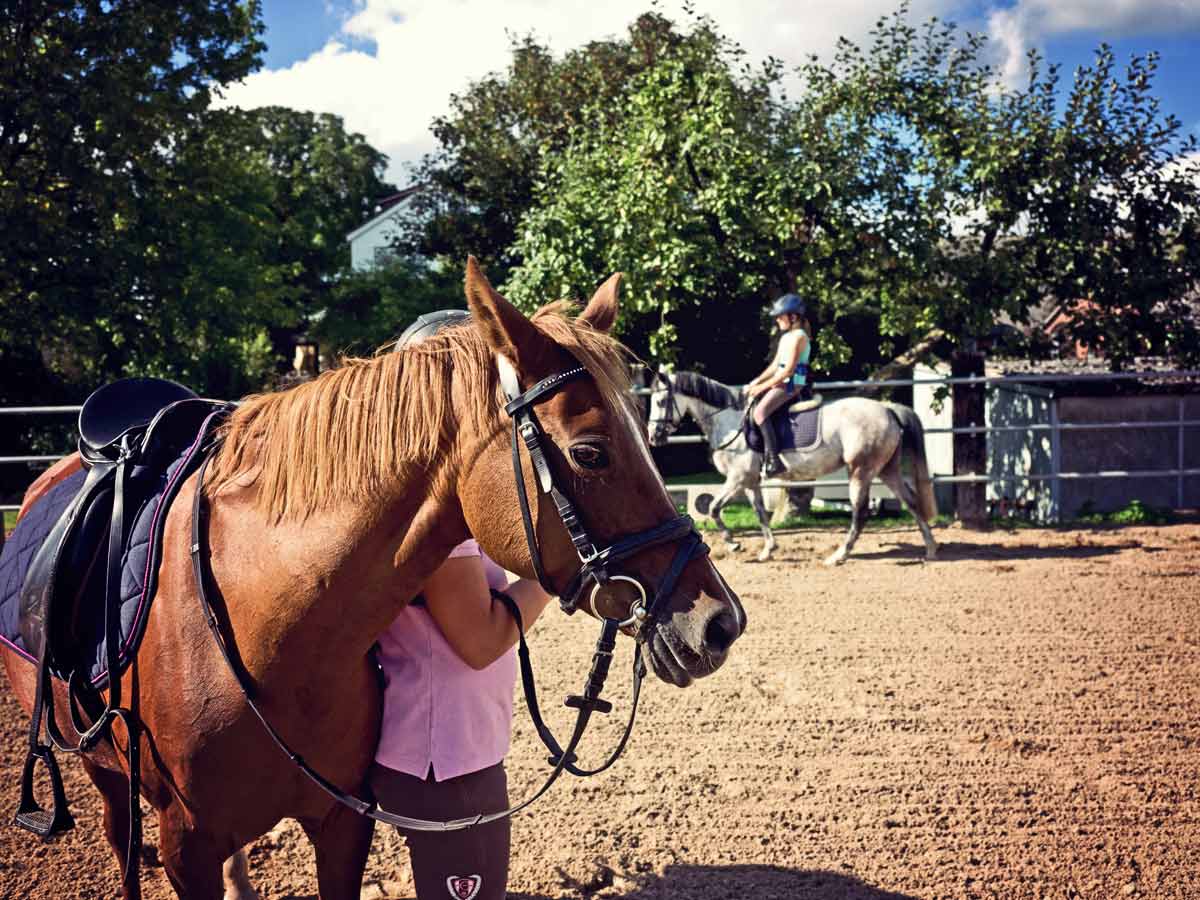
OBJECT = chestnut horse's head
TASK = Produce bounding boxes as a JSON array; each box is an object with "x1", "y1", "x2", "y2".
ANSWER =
[{"x1": 456, "y1": 258, "x2": 745, "y2": 686}]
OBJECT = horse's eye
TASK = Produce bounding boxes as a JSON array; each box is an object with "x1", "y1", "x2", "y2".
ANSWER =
[{"x1": 570, "y1": 444, "x2": 609, "y2": 470}]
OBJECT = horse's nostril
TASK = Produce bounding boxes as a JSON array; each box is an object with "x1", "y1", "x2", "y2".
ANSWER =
[{"x1": 703, "y1": 612, "x2": 739, "y2": 654}]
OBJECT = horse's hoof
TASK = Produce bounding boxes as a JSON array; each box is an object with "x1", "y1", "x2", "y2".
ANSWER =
[
  {"x1": 926, "y1": 548, "x2": 938, "y2": 561},
  {"x1": 727, "y1": 541, "x2": 742, "y2": 552},
  {"x1": 757, "y1": 547, "x2": 773, "y2": 562},
  {"x1": 823, "y1": 553, "x2": 845, "y2": 567}
]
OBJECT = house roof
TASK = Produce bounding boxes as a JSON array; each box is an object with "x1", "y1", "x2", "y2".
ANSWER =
[{"x1": 346, "y1": 185, "x2": 421, "y2": 243}]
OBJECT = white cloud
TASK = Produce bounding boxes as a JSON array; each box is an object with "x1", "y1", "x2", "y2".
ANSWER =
[
  {"x1": 215, "y1": 0, "x2": 957, "y2": 183},
  {"x1": 218, "y1": 0, "x2": 1200, "y2": 183},
  {"x1": 1024, "y1": 0, "x2": 1200, "y2": 35},
  {"x1": 987, "y1": 0, "x2": 1200, "y2": 87}
]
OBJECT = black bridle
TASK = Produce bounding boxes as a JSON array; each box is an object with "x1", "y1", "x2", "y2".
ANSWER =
[
  {"x1": 498, "y1": 360, "x2": 704, "y2": 627},
  {"x1": 189, "y1": 356, "x2": 713, "y2": 832},
  {"x1": 648, "y1": 371, "x2": 684, "y2": 448},
  {"x1": 650, "y1": 372, "x2": 746, "y2": 452}
]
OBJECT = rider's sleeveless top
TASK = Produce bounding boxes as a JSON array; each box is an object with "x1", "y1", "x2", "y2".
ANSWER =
[{"x1": 776, "y1": 329, "x2": 811, "y2": 388}]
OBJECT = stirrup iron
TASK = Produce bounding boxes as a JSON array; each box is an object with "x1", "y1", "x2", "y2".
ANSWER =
[{"x1": 14, "y1": 746, "x2": 76, "y2": 838}]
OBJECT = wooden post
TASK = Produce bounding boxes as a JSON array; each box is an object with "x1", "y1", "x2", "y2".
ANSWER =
[{"x1": 951, "y1": 349, "x2": 988, "y2": 529}]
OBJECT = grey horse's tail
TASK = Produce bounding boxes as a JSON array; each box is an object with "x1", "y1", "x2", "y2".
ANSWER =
[{"x1": 887, "y1": 403, "x2": 938, "y2": 522}]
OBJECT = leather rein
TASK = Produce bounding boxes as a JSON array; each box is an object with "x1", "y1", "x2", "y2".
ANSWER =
[{"x1": 190, "y1": 358, "x2": 706, "y2": 831}]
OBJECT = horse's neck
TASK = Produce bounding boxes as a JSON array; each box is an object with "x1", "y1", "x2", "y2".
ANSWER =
[
  {"x1": 219, "y1": 478, "x2": 469, "y2": 672},
  {"x1": 678, "y1": 388, "x2": 728, "y2": 437},
  {"x1": 676, "y1": 395, "x2": 706, "y2": 436}
]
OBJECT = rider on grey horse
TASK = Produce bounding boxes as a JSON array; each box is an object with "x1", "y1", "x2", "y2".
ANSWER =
[{"x1": 745, "y1": 294, "x2": 812, "y2": 477}]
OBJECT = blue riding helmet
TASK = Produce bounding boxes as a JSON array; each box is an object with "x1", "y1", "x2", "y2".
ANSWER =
[
  {"x1": 395, "y1": 309, "x2": 471, "y2": 349},
  {"x1": 769, "y1": 293, "x2": 806, "y2": 318}
]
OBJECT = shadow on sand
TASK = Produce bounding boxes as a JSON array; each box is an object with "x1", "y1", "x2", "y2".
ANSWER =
[
  {"x1": 850, "y1": 537, "x2": 1139, "y2": 564},
  {"x1": 275, "y1": 865, "x2": 920, "y2": 899},
  {"x1": 507, "y1": 863, "x2": 919, "y2": 899}
]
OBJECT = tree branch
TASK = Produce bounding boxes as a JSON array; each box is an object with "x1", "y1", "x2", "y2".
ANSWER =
[{"x1": 857, "y1": 327, "x2": 946, "y2": 395}]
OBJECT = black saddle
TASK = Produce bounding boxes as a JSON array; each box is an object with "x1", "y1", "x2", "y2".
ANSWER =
[
  {"x1": 78, "y1": 377, "x2": 199, "y2": 459},
  {"x1": 13, "y1": 376, "x2": 231, "y2": 841}
]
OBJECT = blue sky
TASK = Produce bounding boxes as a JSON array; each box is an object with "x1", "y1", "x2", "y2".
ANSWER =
[{"x1": 234, "y1": 1, "x2": 1200, "y2": 184}]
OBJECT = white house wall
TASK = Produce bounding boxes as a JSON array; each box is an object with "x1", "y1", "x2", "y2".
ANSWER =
[
  {"x1": 349, "y1": 213, "x2": 404, "y2": 271},
  {"x1": 913, "y1": 362, "x2": 955, "y2": 513}
]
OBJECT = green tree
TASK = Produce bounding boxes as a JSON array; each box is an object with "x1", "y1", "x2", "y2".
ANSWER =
[
  {"x1": 1028, "y1": 48, "x2": 1200, "y2": 367},
  {"x1": 793, "y1": 9, "x2": 1200, "y2": 369},
  {"x1": 403, "y1": 12, "x2": 712, "y2": 287},
  {"x1": 0, "y1": 1, "x2": 265, "y2": 397},
  {"x1": 504, "y1": 11, "x2": 821, "y2": 380},
  {"x1": 226, "y1": 106, "x2": 397, "y2": 371},
  {"x1": 505, "y1": 6, "x2": 1200, "y2": 379}
]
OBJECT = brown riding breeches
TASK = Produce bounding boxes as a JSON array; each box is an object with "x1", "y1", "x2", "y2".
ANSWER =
[{"x1": 369, "y1": 762, "x2": 510, "y2": 900}]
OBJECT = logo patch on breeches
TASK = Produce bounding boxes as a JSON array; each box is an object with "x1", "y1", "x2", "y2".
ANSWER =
[{"x1": 447, "y1": 874, "x2": 482, "y2": 900}]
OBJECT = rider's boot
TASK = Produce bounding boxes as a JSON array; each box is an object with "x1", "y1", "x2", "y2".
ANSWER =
[{"x1": 760, "y1": 420, "x2": 785, "y2": 477}]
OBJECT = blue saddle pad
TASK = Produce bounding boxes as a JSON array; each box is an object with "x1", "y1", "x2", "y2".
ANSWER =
[
  {"x1": 745, "y1": 405, "x2": 822, "y2": 454},
  {"x1": 0, "y1": 438, "x2": 206, "y2": 685}
]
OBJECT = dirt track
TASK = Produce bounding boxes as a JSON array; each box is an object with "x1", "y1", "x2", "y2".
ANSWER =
[{"x1": 2, "y1": 522, "x2": 1199, "y2": 899}]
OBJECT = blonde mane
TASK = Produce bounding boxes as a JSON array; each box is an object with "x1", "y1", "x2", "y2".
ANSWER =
[{"x1": 205, "y1": 301, "x2": 637, "y2": 523}]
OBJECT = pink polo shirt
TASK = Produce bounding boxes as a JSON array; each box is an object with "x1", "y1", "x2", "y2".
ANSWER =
[{"x1": 374, "y1": 540, "x2": 517, "y2": 781}]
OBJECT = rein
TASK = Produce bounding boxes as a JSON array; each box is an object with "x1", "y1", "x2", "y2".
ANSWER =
[{"x1": 190, "y1": 358, "x2": 707, "y2": 830}]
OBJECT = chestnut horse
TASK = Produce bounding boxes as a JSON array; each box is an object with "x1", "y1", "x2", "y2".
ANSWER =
[{"x1": 1, "y1": 259, "x2": 745, "y2": 899}]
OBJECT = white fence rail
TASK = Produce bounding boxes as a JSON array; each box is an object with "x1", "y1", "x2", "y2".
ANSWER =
[{"x1": 3, "y1": 371, "x2": 1198, "y2": 514}]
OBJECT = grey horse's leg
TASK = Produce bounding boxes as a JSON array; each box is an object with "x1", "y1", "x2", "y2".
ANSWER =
[
  {"x1": 745, "y1": 485, "x2": 776, "y2": 561},
  {"x1": 709, "y1": 479, "x2": 748, "y2": 552},
  {"x1": 879, "y1": 455, "x2": 938, "y2": 560},
  {"x1": 223, "y1": 849, "x2": 260, "y2": 900},
  {"x1": 825, "y1": 468, "x2": 872, "y2": 566}
]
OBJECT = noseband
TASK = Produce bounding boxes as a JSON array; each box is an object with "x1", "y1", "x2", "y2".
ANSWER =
[{"x1": 498, "y1": 360, "x2": 705, "y2": 636}]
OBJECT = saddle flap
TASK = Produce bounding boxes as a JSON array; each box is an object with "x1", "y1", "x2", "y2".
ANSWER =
[{"x1": 17, "y1": 466, "x2": 113, "y2": 674}]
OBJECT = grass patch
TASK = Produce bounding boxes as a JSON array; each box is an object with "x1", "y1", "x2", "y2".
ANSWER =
[
  {"x1": 1073, "y1": 499, "x2": 1173, "y2": 527},
  {"x1": 682, "y1": 502, "x2": 951, "y2": 532},
  {"x1": 3, "y1": 510, "x2": 15, "y2": 534}
]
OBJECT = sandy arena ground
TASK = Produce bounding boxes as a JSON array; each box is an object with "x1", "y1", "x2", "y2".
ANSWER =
[{"x1": 2, "y1": 521, "x2": 1199, "y2": 899}]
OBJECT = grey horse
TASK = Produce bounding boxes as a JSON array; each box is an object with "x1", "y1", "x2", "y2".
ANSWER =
[{"x1": 647, "y1": 369, "x2": 938, "y2": 565}]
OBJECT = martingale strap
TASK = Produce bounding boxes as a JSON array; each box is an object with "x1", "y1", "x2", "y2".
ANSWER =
[{"x1": 493, "y1": 589, "x2": 646, "y2": 777}]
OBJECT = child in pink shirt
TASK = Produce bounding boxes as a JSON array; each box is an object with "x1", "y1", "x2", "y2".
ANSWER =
[{"x1": 369, "y1": 538, "x2": 552, "y2": 900}]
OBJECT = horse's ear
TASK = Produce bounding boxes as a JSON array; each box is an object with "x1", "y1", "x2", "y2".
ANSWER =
[
  {"x1": 577, "y1": 273, "x2": 622, "y2": 334},
  {"x1": 463, "y1": 255, "x2": 547, "y2": 367}
]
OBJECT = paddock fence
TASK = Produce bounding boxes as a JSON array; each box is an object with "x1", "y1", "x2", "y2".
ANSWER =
[
  {"x1": 4, "y1": 371, "x2": 1200, "y2": 520},
  {"x1": 636, "y1": 369, "x2": 1200, "y2": 521}
]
